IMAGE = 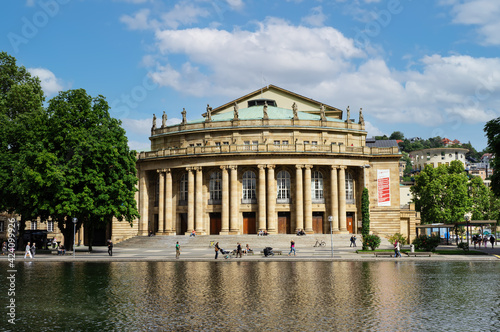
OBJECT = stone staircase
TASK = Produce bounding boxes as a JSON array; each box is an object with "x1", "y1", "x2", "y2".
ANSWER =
[{"x1": 115, "y1": 233, "x2": 379, "y2": 250}]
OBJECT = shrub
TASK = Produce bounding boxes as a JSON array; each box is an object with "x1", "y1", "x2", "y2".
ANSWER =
[
  {"x1": 457, "y1": 242, "x2": 469, "y2": 251},
  {"x1": 412, "y1": 235, "x2": 441, "y2": 251},
  {"x1": 388, "y1": 233, "x2": 408, "y2": 246},
  {"x1": 363, "y1": 234, "x2": 381, "y2": 251}
]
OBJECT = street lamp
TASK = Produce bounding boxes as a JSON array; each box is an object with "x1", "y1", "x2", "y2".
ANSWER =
[
  {"x1": 72, "y1": 217, "x2": 77, "y2": 258},
  {"x1": 464, "y1": 212, "x2": 472, "y2": 244},
  {"x1": 328, "y1": 215, "x2": 333, "y2": 258}
]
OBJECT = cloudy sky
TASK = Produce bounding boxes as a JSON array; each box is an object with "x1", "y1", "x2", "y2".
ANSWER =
[{"x1": 2, "y1": 0, "x2": 499, "y2": 151}]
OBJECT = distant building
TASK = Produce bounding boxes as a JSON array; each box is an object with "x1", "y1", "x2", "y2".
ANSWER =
[
  {"x1": 442, "y1": 138, "x2": 461, "y2": 147},
  {"x1": 411, "y1": 147, "x2": 468, "y2": 172}
]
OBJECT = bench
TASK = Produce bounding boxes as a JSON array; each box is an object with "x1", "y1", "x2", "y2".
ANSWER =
[
  {"x1": 406, "y1": 252, "x2": 432, "y2": 257},
  {"x1": 374, "y1": 252, "x2": 395, "y2": 257}
]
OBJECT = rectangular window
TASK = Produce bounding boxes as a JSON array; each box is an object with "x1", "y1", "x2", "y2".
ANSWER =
[
  {"x1": 274, "y1": 140, "x2": 280, "y2": 145},
  {"x1": 244, "y1": 141, "x2": 250, "y2": 150},
  {"x1": 48, "y1": 221, "x2": 54, "y2": 232},
  {"x1": 311, "y1": 141, "x2": 318, "y2": 145},
  {"x1": 215, "y1": 142, "x2": 221, "y2": 146},
  {"x1": 196, "y1": 143, "x2": 202, "y2": 147},
  {"x1": 223, "y1": 141, "x2": 229, "y2": 145},
  {"x1": 189, "y1": 144, "x2": 195, "y2": 147},
  {"x1": 252, "y1": 141, "x2": 258, "y2": 150},
  {"x1": 31, "y1": 221, "x2": 37, "y2": 230},
  {"x1": 303, "y1": 141, "x2": 309, "y2": 144},
  {"x1": 282, "y1": 140, "x2": 289, "y2": 145}
]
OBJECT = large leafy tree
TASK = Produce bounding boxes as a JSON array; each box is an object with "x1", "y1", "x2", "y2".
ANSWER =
[
  {"x1": 484, "y1": 117, "x2": 500, "y2": 196},
  {"x1": 0, "y1": 52, "x2": 47, "y2": 243},
  {"x1": 46, "y1": 89, "x2": 139, "y2": 251},
  {"x1": 411, "y1": 160, "x2": 471, "y2": 224}
]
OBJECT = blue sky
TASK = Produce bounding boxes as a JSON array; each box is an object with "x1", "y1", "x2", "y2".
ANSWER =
[{"x1": 2, "y1": 0, "x2": 499, "y2": 152}]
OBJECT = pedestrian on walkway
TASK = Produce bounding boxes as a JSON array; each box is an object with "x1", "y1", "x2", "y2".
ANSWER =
[
  {"x1": 483, "y1": 236, "x2": 488, "y2": 248},
  {"x1": 176, "y1": 241, "x2": 181, "y2": 259},
  {"x1": 394, "y1": 240, "x2": 401, "y2": 258},
  {"x1": 24, "y1": 242, "x2": 32, "y2": 259},
  {"x1": 107, "y1": 240, "x2": 113, "y2": 256},
  {"x1": 350, "y1": 236, "x2": 357, "y2": 247},
  {"x1": 236, "y1": 243, "x2": 242, "y2": 258},
  {"x1": 214, "y1": 242, "x2": 220, "y2": 259},
  {"x1": 288, "y1": 240, "x2": 296, "y2": 256},
  {"x1": 490, "y1": 235, "x2": 495, "y2": 248},
  {"x1": 30, "y1": 242, "x2": 36, "y2": 258}
]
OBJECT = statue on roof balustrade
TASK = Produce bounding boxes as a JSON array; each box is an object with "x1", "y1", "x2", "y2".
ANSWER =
[
  {"x1": 162, "y1": 111, "x2": 167, "y2": 128},
  {"x1": 233, "y1": 102, "x2": 239, "y2": 120},
  {"x1": 263, "y1": 101, "x2": 269, "y2": 120},
  {"x1": 292, "y1": 102, "x2": 299, "y2": 120},
  {"x1": 205, "y1": 104, "x2": 212, "y2": 122},
  {"x1": 359, "y1": 108, "x2": 364, "y2": 125},
  {"x1": 320, "y1": 104, "x2": 326, "y2": 121},
  {"x1": 181, "y1": 108, "x2": 187, "y2": 124},
  {"x1": 152, "y1": 113, "x2": 157, "y2": 131},
  {"x1": 346, "y1": 106, "x2": 350, "y2": 123}
]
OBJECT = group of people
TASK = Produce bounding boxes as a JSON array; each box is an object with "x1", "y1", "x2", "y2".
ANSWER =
[
  {"x1": 472, "y1": 234, "x2": 496, "y2": 249},
  {"x1": 296, "y1": 229, "x2": 306, "y2": 236},
  {"x1": 349, "y1": 236, "x2": 357, "y2": 247},
  {"x1": 213, "y1": 242, "x2": 252, "y2": 259},
  {"x1": 258, "y1": 230, "x2": 268, "y2": 236},
  {"x1": 24, "y1": 242, "x2": 37, "y2": 259}
]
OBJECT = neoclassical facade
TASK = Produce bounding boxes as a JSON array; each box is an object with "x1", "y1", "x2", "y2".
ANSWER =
[
  {"x1": 133, "y1": 85, "x2": 416, "y2": 239},
  {"x1": 411, "y1": 147, "x2": 468, "y2": 172}
]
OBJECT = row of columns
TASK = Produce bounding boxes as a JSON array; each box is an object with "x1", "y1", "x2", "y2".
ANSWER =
[{"x1": 149, "y1": 164, "x2": 350, "y2": 235}]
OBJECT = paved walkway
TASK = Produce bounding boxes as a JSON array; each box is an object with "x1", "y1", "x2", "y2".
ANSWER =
[{"x1": 4, "y1": 235, "x2": 499, "y2": 262}]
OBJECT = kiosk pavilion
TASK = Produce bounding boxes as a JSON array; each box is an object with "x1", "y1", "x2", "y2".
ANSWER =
[{"x1": 133, "y1": 85, "x2": 418, "y2": 240}]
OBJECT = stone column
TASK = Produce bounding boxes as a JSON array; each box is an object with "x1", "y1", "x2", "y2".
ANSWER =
[
  {"x1": 267, "y1": 165, "x2": 276, "y2": 233},
  {"x1": 229, "y1": 166, "x2": 239, "y2": 234},
  {"x1": 139, "y1": 170, "x2": 149, "y2": 235},
  {"x1": 304, "y1": 165, "x2": 313, "y2": 233},
  {"x1": 295, "y1": 165, "x2": 304, "y2": 232},
  {"x1": 157, "y1": 169, "x2": 165, "y2": 234},
  {"x1": 220, "y1": 165, "x2": 229, "y2": 234},
  {"x1": 195, "y1": 167, "x2": 204, "y2": 234},
  {"x1": 338, "y1": 166, "x2": 347, "y2": 232},
  {"x1": 258, "y1": 165, "x2": 266, "y2": 231},
  {"x1": 165, "y1": 169, "x2": 173, "y2": 234},
  {"x1": 187, "y1": 167, "x2": 195, "y2": 233},
  {"x1": 330, "y1": 166, "x2": 339, "y2": 232}
]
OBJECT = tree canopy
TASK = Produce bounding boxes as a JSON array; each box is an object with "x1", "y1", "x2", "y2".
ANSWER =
[
  {"x1": 0, "y1": 52, "x2": 139, "y2": 250},
  {"x1": 484, "y1": 117, "x2": 500, "y2": 196}
]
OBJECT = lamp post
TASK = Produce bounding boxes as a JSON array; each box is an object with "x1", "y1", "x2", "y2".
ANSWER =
[
  {"x1": 464, "y1": 212, "x2": 472, "y2": 245},
  {"x1": 72, "y1": 217, "x2": 77, "y2": 258},
  {"x1": 328, "y1": 215, "x2": 333, "y2": 258}
]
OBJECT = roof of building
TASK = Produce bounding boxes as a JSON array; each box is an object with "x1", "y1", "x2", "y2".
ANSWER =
[
  {"x1": 365, "y1": 139, "x2": 399, "y2": 148},
  {"x1": 189, "y1": 105, "x2": 343, "y2": 123}
]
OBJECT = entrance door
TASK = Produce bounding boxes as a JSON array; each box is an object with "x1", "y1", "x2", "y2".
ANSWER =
[
  {"x1": 278, "y1": 212, "x2": 290, "y2": 234},
  {"x1": 210, "y1": 213, "x2": 222, "y2": 235},
  {"x1": 243, "y1": 212, "x2": 256, "y2": 234},
  {"x1": 347, "y1": 213, "x2": 354, "y2": 233},
  {"x1": 313, "y1": 212, "x2": 324, "y2": 234},
  {"x1": 178, "y1": 213, "x2": 187, "y2": 235}
]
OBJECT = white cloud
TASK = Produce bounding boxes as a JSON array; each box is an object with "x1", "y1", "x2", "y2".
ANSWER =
[
  {"x1": 128, "y1": 140, "x2": 151, "y2": 152},
  {"x1": 225, "y1": 0, "x2": 244, "y2": 10},
  {"x1": 444, "y1": 0, "x2": 500, "y2": 45},
  {"x1": 27, "y1": 67, "x2": 65, "y2": 97},
  {"x1": 364, "y1": 121, "x2": 385, "y2": 138},
  {"x1": 301, "y1": 6, "x2": 327, "y2": 27},
  {"x1": 120, "y1": 8, "x2": 158, "y2": 30}
]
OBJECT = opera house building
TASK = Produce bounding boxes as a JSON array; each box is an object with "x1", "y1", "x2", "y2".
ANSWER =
[{"x1": 133, "y1": 85, "x2": 419, "y2": 240}]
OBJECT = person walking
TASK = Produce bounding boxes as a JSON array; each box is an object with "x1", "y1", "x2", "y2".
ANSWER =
[
  {"x1": 107, "y1": 240, "x2": 113, "y2": 256},
  {"x1": 288, "y1": 240, "x2": 296, "y2": 256},
  {"x1": 24, "y1": 242, "x2": 32, "y2": 259},
  {"x1": 175, "y1": 241, "x2": 181, "y2": 259},
  {"x1": 30, "y1": 242, "x2": 36, "y2": 258},
  {"x1": 394, "y1": 240, "x2": 402, "y2": 258},
  {"x1": 236, "y1": 243, "x2": 242, "y2": 258},
  {"x1": 490, "y1": 235, "x2": 495, "y2": 249},
  {"x1": 214, "y1": 242, "x2": 220, "y2": 259},
  {"x1": 2, "y1": 241, "x2": 7, "y2": 255}
]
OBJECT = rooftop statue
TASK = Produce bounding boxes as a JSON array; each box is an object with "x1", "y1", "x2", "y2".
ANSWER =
[
  {"x1": 152, "y1": 113, "x2": 156, "y2": 130},
  {"x1": 346, "y1": 106, "x2": 350, "y2": 123},
  {"x1": 263, "y1": 101, "x2": 269, "y2": 120},
  {"x1": 181, "y1": 108, "x2": 187, "y2": 124},
  {"x1": 292, "y1": 102, "x2": 298, "y2": 120},
  {"x1": 233, "y1": 102, "x2": 239, "y2": 119},
  {"x1": 359, "y1": 108, "x2": 364, "y2": 125},
  {"x1": 162, "y1": 111, "x2": 167, "y2": 128},
  {"x1": 320, "y1": 104, "x2": 326, "y2": 121},
  {"x1": 206, "y1": 104, "x2": 212, "y2": 122}
]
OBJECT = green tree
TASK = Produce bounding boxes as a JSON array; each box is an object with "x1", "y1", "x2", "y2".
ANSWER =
[
  {"x1": 0, "y1": 52, "x2": 46, "y2": 246},
  {"x1": 46, "y1": 89, "x2": 140, "y2": 251},
  {"x1": 361, "y1": 187, "x2": 370, "y2": 250},
  {"x1": 389, "y1": 131, "x2": 405, "y2": 140},
  {"x1": 469, "y1": 176, "x2": 490, "y2": 220},
  {"x1": 484, "y1": 117, "x2": 500, "y2": 196},
  {"x1": 411, "y1": 161, "x2": 471, "y2": 224}
]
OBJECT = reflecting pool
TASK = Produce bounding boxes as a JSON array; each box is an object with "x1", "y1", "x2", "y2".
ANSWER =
[{"x1": 1, "y1": 261, "x2": 499, "y2": 331}]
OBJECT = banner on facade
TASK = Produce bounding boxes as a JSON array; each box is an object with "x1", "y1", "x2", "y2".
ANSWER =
[{"x1": 377, "y1": 169, "x2": 391, "y2": 206}]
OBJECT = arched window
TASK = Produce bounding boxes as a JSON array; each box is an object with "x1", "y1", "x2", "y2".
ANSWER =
[
  {"x1": 312, "y1": 171, "x2": 324, "y2": 202},
  {"x1": 209, "y1": 171, "x2": 222, "y2": 204},
  {"x1": 277, "y1": 170, "x2": 291, "y2": 203},
  {"x1": 345, "y1": 172, "x2": 354, "y2": 203},
  {"x1": 242, "y1": 171, "x2": 257, "y2": 203},
  {"x1": 179, "y1": 173, "x2": 188, "y2": 205}
]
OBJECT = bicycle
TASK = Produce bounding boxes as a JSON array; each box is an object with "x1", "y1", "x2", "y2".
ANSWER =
[{"x1": 313, "y1": 239, "x2": 326, "y2": 247}]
